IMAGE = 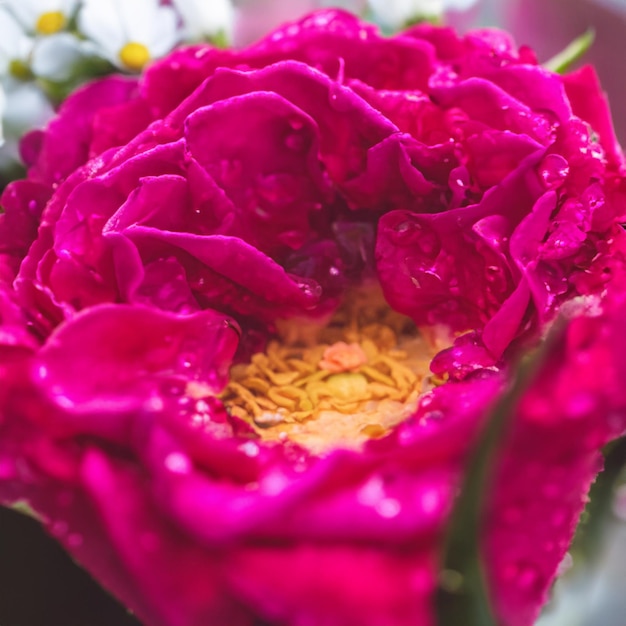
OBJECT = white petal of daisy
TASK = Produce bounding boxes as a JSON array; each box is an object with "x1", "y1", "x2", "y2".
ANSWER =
[
  {"x1": 31, "y1": 33, "x2": 91, "y2": 82},
  {"x1": 2, "y1": 78, "x2": 54, "y2": 137},
  {"x1": 171, "y1": 0, "x2": 235, "y2": 42},
  {"x1": 0, "y1": 80, "x2": 53, "y2": 169},
  {"x1": 444, "y1": 0, "x2": 479, "y2": 9},
  {"x1": 0, "y1": 8, "x2": 35, "y2": 79},
  {"x1": 4, "y1": 0, "x2": 80, "y2": 35},
  {"x1": 367, "y1": 0, "x2": 444, "y2": 29},
  {"x1": 78, "y1": 0, "x2": 180, "y2": 72},
  {"x1": 0, "y1": 83, "x2": 6, "y2": 147},
  {"x1": 316, "y1": 0, "x2": 368, "y2": 11}
]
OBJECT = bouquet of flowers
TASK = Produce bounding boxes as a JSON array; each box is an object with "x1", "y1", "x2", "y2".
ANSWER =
[{"x1": 1, "y1": 1, "x2": 625, "y2": 625}]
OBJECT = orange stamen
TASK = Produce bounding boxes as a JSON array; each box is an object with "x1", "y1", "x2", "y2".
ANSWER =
[{"x1": 318, "y1": 341, "x2": 368, "y2": 373}]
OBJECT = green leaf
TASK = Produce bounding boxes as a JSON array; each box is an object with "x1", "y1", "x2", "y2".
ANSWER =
[
  {"x1": 544, "y1": 29, "x2": 595, "y2": 74},
  {"x1": 570, "y1": 436, "x2": 626, "y2": 562},
  {"x1": 435, "y1": 327, "x2": 563, "y2": 626},
  {"x1": 10, "y1": 500, "x2": 41, "y2": 520}
]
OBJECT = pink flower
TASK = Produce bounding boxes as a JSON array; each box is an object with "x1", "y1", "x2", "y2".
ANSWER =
[{"x1": 0, "y1": 10, "x2": 625, "y2": 626}]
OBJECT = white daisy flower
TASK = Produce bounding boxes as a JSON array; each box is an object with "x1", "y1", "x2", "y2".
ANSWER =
[
  {"x1": 78, "y1": 0, "x2": 180, "y2": 72},
  {"x1": 0, "y1": 83, "x2": 6, "y2": 147},
  {"x1": 367, "y1": 0, "x2": 478, "y2": 30},
  {"x1": 171, "y1": 0, "x2": 235, "y2": 43},
  {"x1": 0, "y1": 80, "x2": 55, "y2": 169},
  {"x1": 445, "y1": 0, "x2": 480, "y2": 9},
  {"x1": 0, "y1": 5, "x2": 91, "y2": 83},
  {"x1": 367, "y1": 0, "x2": 443, "y2": 29},
  {"x1": 31, "y1": 33, "x2": 95, "y2": 82},
  {"x1": 0, "y1": 8, "x2": 34, "y2": 79},
  {"x1": 2, "y1": 79, "x2": 54, "y2": 138},
  {"x1": 3, "y1": 0, "x2": 80, "y2": 36}
]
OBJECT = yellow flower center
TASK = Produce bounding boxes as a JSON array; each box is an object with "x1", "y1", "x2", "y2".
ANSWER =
[
  {"x1": 221, "y1": 294, "x2": 442, "y2": 455},
  {"x1": 119, "y1": 42, "x2": 151, "y2": 72},
  {"x1": 36, "y1": 11, "x2": 66, "y2": 35},
  {"x1": 8, "y1": 59, "x2": 32, "y2": 80}
]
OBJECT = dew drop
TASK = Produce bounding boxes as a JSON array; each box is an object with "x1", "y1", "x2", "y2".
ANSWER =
[
  {"x1": 420, "y1": 487, "x2": 442, "y2": 515},
  {"x1": 143, "y1": 396, "x2": 164, "y2": 413},
  {"x1": 517, "y1": 565, "x2": 540, "y2": 590},
  {"x1": 165, "y1": 382, "x2": 185, "y2": 397},
  {"x1": 327, "y1": 85, "x2": 351, "y2": 112},
  {"x1": 551, "y1": 508, "x2": 569, "y2": 528},
  {"x1": 261, "y1": 471, "x2": 289, "y2": 495},
  {"x1": 376, "y1": 498, "x2": 401, "y2": 518},
  {"x1": 288, "y1": 116, "x2": 304, "y2": 131},
  {"x1": 194, "y1": 399, "x2": 211, "y2": 414},
  {"x1": 179, "y1": 352, "x2": 197, "y2": 370},
  {"x1": 296, "y1": 280, "x2": 322, "y2": 299},
  {"x1": 538, "y1": 154, "x2": 570, "y2": 190},
  {"x1": 485, "y1": 265, "x2": 504, "y2": 283},
  {"x1": 389, "y1": 218, "x2": 422, "y2": 246},
  {"x1": 285, "y1": 132, "x2": 307, "y2": 152},
  {"x1": 423, "y1": 410, "x2": 444, "y2": 422},
  {"x1": 239, "y1": 441, "x2": 260, "y2": 458},
  {"x1": 164, "y1": 452, "x2": 192, "y2": 474}
]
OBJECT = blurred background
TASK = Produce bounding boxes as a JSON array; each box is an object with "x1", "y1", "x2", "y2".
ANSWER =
[{"x1": 1, "y1": 0, "x2": 626, "y2": 624}]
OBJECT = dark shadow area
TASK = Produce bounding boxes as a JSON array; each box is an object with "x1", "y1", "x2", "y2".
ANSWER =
[{"x1": 0, "y1": 506, "x2": 142, "y2": 626}]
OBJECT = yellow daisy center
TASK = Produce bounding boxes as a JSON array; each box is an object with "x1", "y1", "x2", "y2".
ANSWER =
[
  {"x1": 221, "y1": 294, "x2": 443, "y2": 455},
  {"x1": 8, "y1": 59, "x2": 32, "y2": 80},
  {"x1": 119, "y1": 42, "x2": 151, "y2": 72},
  {"x1": 36, "y1": 11, "x2": 66, "y2": 35}
]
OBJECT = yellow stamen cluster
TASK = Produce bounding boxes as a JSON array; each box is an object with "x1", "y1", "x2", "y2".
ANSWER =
[
  {"x1": 8, "y1": 59, "x2": 32, "y2": 81},
  {"x1": 221, "y1": 300, "x2": 438, "y2": 454},
  {"x1": 36, "y1": 11, "x2": 66, "y2": 35},
  {"x1": 119, "y1": 42, "x2": 151, "y2": 72}
]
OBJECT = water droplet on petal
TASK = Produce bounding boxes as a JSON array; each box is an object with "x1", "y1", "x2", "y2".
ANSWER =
[
  {"x1": 165, "y1": 382, "x2": 185, "y2": 397},
  {"x1": 538, "y1": 154, "x2": 570, "y2": 190},
  {"x1": 179, "y1": 352, "x2": 197, "y2": 370},
  {"x1": 285, "y1": 132, "x2": 307, "y2": 152},
  {"x1": 517, "y1": 564, "x2": 540, "y2": 590},
  {"x1": 239, "y1": 441, "x2": 260, "y2": 458},
  {"x1": 389, "y1": 218, "x2": 423, "y2": 246},
  {"x1": 164, "y1": 452, "x2": 192, "y2": 474},
  {"x1": 420, "y1": 487, "x2": 442, "y2": 515},
  {"x1": 296, "y1": 279, "x2": 322, "y2": 299},
  {"x1": 376, "y1": 498, "x2": 401, "y2": 518},
  {"x1": 551, "y1": 508, "x2": 569, "y2": 528}
]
